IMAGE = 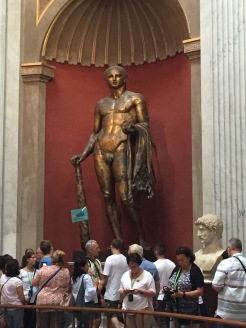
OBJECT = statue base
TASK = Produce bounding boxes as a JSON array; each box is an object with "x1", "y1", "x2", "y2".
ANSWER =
[{"x1": 200, "y1": 282, "x2": 217, "y2": 328}]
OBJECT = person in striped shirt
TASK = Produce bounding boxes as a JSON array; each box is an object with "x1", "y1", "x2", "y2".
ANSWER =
[{"x1": 212, "y1": 237, "x2": 246, "y2": 325}]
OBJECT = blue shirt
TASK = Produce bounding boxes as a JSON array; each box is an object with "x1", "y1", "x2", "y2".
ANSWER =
[
  {"x1": 39, "y1": 256, "x2": 52, "y2": 268},
  {"x1": 140, "y1": 258, "x2": 160, "y2": 281}
]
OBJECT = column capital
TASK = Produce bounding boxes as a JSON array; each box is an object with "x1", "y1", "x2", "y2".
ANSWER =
[
  {"x1": 21, "y1": 62, "x2": 55, "y2": 83},
  {"x1": 183, "y1": 37, "x2": 200, "y2": 61}
]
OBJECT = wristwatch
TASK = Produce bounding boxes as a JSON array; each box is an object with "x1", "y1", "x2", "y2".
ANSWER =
[{"x1": 183, "y1": 292, "x2": 186, "y2": 298}]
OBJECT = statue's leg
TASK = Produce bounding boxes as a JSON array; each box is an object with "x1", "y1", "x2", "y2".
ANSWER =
[
  {"x1": 94, "y1": 146, "x2": 123, "y2": 242},
  {"x1": 113, "y1": 147, "x2": 149, "y2": 249}
]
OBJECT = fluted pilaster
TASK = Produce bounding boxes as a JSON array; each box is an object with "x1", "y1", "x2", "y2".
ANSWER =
[
  {"x1": 201, "y1": 0, "x2": 246, "y2": 246},
  {"x1": 0, "y1": 0, "x2": 22, "y2": 256},
  {"x1": 183, "y1": 38, "x2": 203, "y2": 251},
  {"x1": 19, "y1": 62, "x2": 55, "y2": 259}
]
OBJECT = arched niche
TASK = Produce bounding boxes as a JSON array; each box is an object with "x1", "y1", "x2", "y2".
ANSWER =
[
  {"x1": 19, "y1": 0, "x2": 200, "y2": 259},
  {"x1": 41, "y1": 0, "x2": 190, "y2": 67}
]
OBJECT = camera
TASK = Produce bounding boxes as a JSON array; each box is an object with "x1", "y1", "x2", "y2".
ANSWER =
[
  {"x1": 163, "y1": 286, "x2": 177, "y2": 313},
  {"x1": 128, "y1": 293, "x2": 134, "y2": 302}
]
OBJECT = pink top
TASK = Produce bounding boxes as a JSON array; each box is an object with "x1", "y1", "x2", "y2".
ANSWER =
[{"x1": 32, "y1": 265, "x2": 70, "y2": 306}]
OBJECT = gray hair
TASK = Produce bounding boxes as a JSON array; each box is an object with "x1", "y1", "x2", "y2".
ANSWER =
[
  {"x1": 85, "y1": 240, "x2": 97, "y2": 253},
  {"x1": 228, "y1": 237, "x2": 242, "y2": 252},
  {"x1": 129, "y1": 244, "x2": 143, "y2": 257}
]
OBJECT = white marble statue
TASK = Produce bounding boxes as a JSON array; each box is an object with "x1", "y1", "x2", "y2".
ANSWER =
[{"x1": 194, "y1": 214, "x2": 224, "y2": 282}]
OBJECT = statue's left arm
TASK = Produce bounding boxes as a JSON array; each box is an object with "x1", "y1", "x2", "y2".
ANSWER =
[
  {"x1": 123, "y1": 94, "x2": 154, "y2": 199},
  {"x1": 135, "y1": 94, "x2": 150, "y2": 126}
]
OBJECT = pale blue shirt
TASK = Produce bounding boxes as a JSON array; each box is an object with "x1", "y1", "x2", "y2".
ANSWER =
[{"x1": 72, "y1": 274, "x2": 97, "y2": 303}]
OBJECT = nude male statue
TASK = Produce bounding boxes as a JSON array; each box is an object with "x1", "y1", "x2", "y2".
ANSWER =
[
  {"x1": 71, "y1": 66, "x2": 154, "y2": 248},
  {"x1": 194, "y1": 214, "x2": 224, "y2": 282}
]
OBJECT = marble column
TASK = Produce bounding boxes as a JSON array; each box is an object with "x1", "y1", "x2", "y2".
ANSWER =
[
  {"x1": 0, "y1": 0, "x2": 22, "y2": 256},
  {"x1": 183, "y1": 38, "x2": 202, "y2": 251},
  {"x1": 201, "y1": 0, "x2": 246, "y2": 247},
  {"x1": 20, "y1": 62, "x2": 55, "y2": 259}
]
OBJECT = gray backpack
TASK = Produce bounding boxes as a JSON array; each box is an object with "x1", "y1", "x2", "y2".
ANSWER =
[{"x1": 74, "y1": 274, "x2": 95, "y2": 327}]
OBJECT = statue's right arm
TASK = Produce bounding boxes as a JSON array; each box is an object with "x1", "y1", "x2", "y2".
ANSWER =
[
  {"x1": 70, "y1": 132, "x2": 97, "y2": 165},
  {"x1": 70, "y1": 104, "x2": 101, "y2": 166}
]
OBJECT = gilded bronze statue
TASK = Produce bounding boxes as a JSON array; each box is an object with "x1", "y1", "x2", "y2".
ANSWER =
[{"x1": 71, "y1": 66, "x2": 154, "y2": 248}]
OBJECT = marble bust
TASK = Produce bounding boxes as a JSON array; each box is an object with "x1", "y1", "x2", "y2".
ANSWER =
[{"x1": 194, "y1": 214, "x2": 224, "y2": 282}]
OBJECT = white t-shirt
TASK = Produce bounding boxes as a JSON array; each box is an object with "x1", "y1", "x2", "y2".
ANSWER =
[
  {"x1": 0, "y1": 276, "x2": 23, "y2": 305},
  {"x1": 120, "y1": 270, "x2": 155, "y2": 310},
  {"x1": 154, "y1": 258, "x2": 175, "y2": 300},
  {"x1": 103, "y1": 254, "x2": 128, "y2": 301},
  {"x1": 72, "y1": 274, "x2": 97, "y2": 303}
]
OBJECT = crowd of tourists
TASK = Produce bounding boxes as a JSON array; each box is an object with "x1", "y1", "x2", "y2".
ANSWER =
[{"x1": 0, "y1": 237, "x2": 245, "y2": 328}]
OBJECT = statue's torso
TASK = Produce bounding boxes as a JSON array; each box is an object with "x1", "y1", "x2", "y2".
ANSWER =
[{"x1": 96, "y1": 91, "x2": 141, "y2": 153}]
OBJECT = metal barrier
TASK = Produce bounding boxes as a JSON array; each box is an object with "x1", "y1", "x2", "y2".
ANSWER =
[{"x1": 1, "y1": 304, "x2": 246, "y2": 328}]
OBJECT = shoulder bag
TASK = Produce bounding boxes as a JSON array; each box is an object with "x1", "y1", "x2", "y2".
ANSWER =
[
  {"x1": 74, "y1": 274, "x2": 95, "y2": 327},
  {"x1": 27, "y1": 269, "x2": 37, "y2": 304},
  {"x1": 234, "y1": 256, "x2": 246, "y2": 272}
]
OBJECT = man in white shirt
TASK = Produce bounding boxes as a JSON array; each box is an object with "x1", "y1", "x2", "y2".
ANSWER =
[
  {"x1": 212, "y1": 237, "x2": 246, "y2": 325},
  {"x1": 103, "y1": 239, "x2": 128, "y2": 328},
  {"x1": 154, "y1": 244, "x2": 175, "y2": 328}
]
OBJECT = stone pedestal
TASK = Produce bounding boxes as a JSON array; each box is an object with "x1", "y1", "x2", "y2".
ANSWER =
[
  {"x1": 203, "y1": 283, "x2": 217, "y2": 318},
  {"x1": 200, "y1": 283, "x2": 217, "y2": 328}
]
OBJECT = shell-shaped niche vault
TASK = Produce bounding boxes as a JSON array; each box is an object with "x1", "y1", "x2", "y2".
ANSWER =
[{"x1": 42, "y1": 0, "x2": 190, "y2": 67}]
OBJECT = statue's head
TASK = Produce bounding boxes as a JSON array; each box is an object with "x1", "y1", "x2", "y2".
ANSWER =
[
  {"x1": 195, "y1": 214, "x2": 223, "y2": 246},
  {"x1": 104, "y1": 65, "x2": 127, "y2": 79},
  {"x1": 104, "y1": 66, "x2": 127, "y2": 89}
]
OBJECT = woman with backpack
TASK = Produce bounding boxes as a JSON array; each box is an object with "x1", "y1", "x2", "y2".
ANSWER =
[{"x1": 72, "y1": 257, "x2": 97, "y2": 328}]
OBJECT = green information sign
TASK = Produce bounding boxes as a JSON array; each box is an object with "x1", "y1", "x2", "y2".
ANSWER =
[{"x1": 71, "y1": 207, "x2": 89, "y2": 223}]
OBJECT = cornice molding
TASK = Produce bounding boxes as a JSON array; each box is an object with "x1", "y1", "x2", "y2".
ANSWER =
[
  {"x1": 21, "y1": 62, "x2": 55, "y2": 83},
  {"x1": 183, "y1": 37, "x2": 200, "y2": 61}
]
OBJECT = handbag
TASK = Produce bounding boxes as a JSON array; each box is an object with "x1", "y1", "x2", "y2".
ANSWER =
[
  {"x1": 74, "y1": 275, "x2": 95, "y2": 326},
  {"x1": 28, "y1": 269, "x2": 37, "y2": 304}
]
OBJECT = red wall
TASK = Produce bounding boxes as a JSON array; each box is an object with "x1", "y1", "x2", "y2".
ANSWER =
[{"x1": 44, "y1": 54, "x2": 192, "y2": 262}]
